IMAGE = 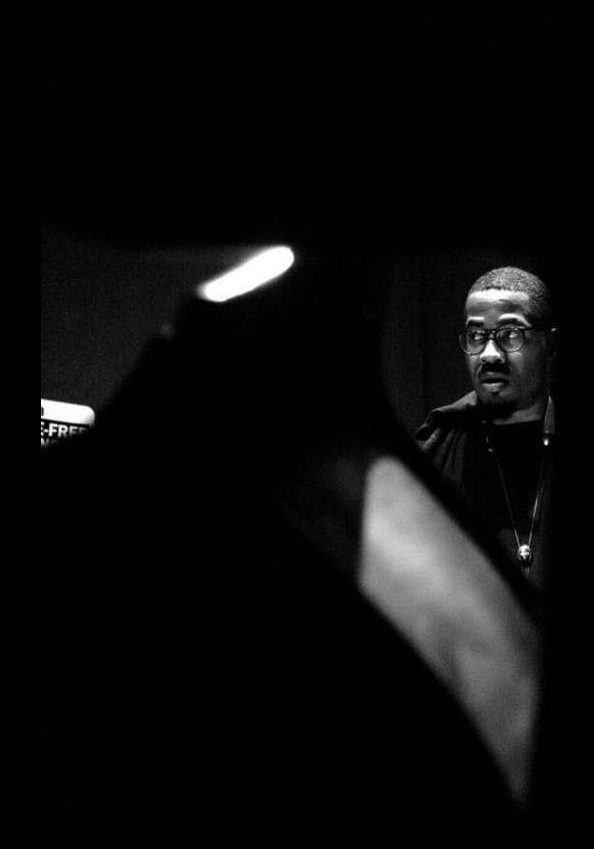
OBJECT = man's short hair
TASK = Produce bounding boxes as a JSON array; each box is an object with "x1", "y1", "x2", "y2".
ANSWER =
[{"x1": 466, "y1": 266, "x2": 554, "y2": 327}]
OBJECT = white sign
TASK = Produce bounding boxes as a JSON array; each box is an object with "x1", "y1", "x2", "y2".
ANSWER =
[{"x1": 41, "y1": 398, "x2": 95, "y2": 448}]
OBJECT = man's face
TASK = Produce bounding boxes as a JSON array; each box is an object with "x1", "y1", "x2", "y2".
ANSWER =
[{"x1": 463, "y1": 289, "x2": 551, "y2": 422}]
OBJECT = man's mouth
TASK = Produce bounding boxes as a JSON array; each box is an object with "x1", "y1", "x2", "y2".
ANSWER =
[{"x1": 479, "y1": 373, "x2": 509, "y2": 390}]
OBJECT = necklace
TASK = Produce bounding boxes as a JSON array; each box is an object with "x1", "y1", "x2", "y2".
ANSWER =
[{"x1": 482, "y1": 411, "x2": 553, "y2": 577}]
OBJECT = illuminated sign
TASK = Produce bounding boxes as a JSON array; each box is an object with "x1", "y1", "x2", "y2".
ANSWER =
[{"x1": 41, "y1": 398, "x2": 95, "y2": 448}]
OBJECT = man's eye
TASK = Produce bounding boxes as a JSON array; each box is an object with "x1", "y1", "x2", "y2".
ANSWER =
[
  {"x1": 501, "y1": 327, "x2": 522, "y2": 341},
  {"x1": 467, "y1": 330, "x2": 485, "y2": 343}
]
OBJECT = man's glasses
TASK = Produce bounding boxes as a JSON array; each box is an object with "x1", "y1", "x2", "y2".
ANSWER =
[{"x1": 458, "y1": 325, "x2": 539, "y2": 355}]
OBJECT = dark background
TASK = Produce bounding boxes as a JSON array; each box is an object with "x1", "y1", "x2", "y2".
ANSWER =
[{"x1": 41, "y1": 11, "x2": 588, "y2": 432}]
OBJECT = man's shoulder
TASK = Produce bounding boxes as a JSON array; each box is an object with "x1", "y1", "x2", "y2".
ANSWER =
[{"x1": 415, "y1": 391, "x2": 478, "y2": 445}]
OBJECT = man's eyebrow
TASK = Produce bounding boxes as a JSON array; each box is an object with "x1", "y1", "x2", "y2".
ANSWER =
[{"x1": 465, "y1": 314, "x2": 530, "y2": 326}]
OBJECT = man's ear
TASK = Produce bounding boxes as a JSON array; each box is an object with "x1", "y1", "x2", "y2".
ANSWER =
[
  {"x1": 547, "y1": 326, "x2": 559, "y2": 359},
  {"x1": 546, "y1": 329, "x2": 560, "y2": 389}
]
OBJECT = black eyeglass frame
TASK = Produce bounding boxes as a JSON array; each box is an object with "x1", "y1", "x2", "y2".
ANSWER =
[{"x1": 458, "y1": 324, "x2": 545, "y2": 355}]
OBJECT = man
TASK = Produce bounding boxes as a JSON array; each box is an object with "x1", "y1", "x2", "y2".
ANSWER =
[{"x1": 415, "y1": 267, "x2": 558, "y2": 593}]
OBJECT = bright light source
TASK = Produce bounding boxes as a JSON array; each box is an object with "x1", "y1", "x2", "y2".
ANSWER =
[{"x1": 198, "y1": 246, "x2": 295, "y2": 303}]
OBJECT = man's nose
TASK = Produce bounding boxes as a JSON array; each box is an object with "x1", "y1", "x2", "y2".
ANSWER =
[{"x1": 479, "y1": 338, "x2": 506, "y2": 363}]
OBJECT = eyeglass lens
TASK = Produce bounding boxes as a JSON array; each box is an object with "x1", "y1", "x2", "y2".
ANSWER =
[{"x1": 462, "y1": 326, "x2": 526, "y2": 353}]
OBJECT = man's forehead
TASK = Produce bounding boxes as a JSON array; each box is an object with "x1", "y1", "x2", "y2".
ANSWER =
[{"x1": 464, "y1": 289, "x2": 531, "y2": 319}]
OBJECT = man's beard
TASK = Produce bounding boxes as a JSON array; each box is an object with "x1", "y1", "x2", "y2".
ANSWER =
[{"x1": 477, "y1": 395, "x2": 516, "y2": 420}]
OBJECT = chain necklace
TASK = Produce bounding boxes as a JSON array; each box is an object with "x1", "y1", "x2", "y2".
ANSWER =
[{"x1": 482, "y1": 406, "x2": 553, "y2": 577}]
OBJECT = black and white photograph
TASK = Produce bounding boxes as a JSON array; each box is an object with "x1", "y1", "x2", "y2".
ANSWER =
[{"x1": 41, "y1": 11, "x2": 591, "y2": 843}]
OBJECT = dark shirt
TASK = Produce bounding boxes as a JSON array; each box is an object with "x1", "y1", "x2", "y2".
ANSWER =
[
  {"x1": 415, "y1": 393, "x2": 555, "y2": 593},
  {"x1": 459, "y1": 418, "x2": 550, "y2": 591}
]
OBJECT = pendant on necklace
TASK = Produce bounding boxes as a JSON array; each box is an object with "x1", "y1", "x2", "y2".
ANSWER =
[{"x1": 517, "y1": 544, "x2": 533, "y2": 573}]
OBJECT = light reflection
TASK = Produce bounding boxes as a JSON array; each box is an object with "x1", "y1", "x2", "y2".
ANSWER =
[{"x1": 198, "y1": 246, "x2": 295, "y2": 303}]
